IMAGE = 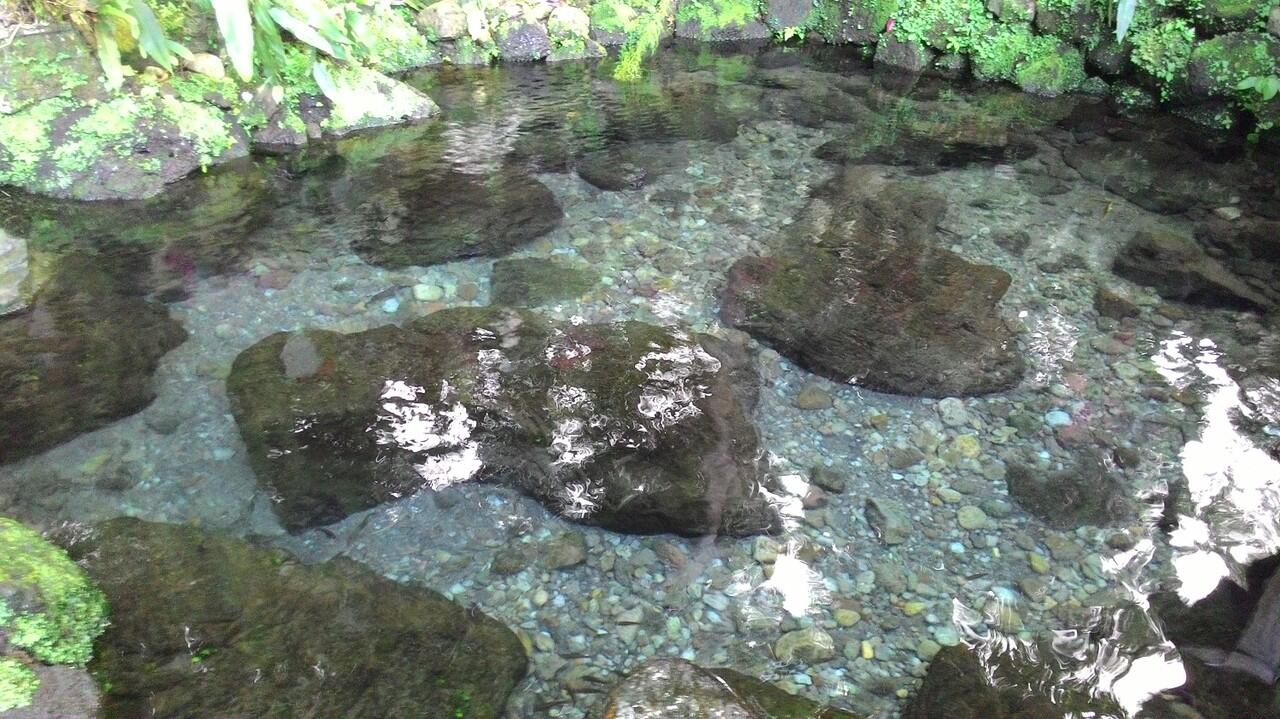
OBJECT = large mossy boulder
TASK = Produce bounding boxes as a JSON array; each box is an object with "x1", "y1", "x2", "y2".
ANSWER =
[
  {"x1": 602, "y1": 659, "x2": 859, "y2": 718},
  {"x1": 721, "y1": 176, "x2": 1025, "y2": 398},
  {"x1": 226, "y1": 307, "x2": 779, "y2": 535},
  {"x1": 68, "y1": 518, "x2": 527, "y2": 718},
  {"x1": 0, "y1": 254, "x2": 188, "y2": 464},
  {"x1": 353, "y1": 168, "x2": 563, "y2": 268},
  {"x1": 490, "y1": 257, "x2": 599, "y2": 306},
  {"x1": 1186, "y1": 32, "x2": 1280, "y2": 99},
  {"x1": 0, "y1": 94, "x2": 248, "y2": 201},
  {"x1": 0, "y1": 517, "x2": 107, "y2": 714},
  {"x1": 904, "y1": 645, "x2": 1123, "y2": 718},
  {"x1": 0, "y1": 30, "x2": 103, "y2": 116}
]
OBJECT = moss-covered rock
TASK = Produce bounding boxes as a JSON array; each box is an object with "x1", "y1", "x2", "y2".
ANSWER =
[
  {"x1": 1198, "y1": 0, "x2": 1272, "y2": 34},
  {"x1": 874, "y1": 35, "x2": 936, "y2": 72},
  {"x1": 0, "y1": 252, "x2": 188, "y2": 463},
  {"x1": 0, "y1": 517, "x2": 108, "y2": 713},
  {"x1": 603, "y1": 659, "x2": 860, "y2": 718},
  {"x1": 1186, "y1": 32, "x2": 1280, "y2": 99},
  {"x1": 1015, "y1": 42, "x2": 1086, "y2": 96},
  {"x1": 0, "y1": 29, "x2": 103, "y2": 116},
  {"x1": 675, "y1": 0, "x2": 771, "y2": 41},
  {"x1": 68, "y1": 518, "x2": 527, "y2": 718},
  {"x1": 226, "y1": 307, "x2": 779, "y2": 535},
  {"x1": 1004, "y1": 452, "x2": 1133, "y2": 529},
  {"x1": 0, "y1": 93, "x2": 248, "y2": 201},
  {"x1": 1112, "y1": 226, "x2": 1272, "y2": 310}
]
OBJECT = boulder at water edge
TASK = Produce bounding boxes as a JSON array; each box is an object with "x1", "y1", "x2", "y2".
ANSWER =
[
  {"x1": 721, "y1": 176, "x2": 1024, "y2": 397},
  {"x1": 68, "y1": 518, "x2": 527, "y2": 718},
  {"x1": 0, "y1": 254, "x2": 187, "y2": 464},
  {"x1": 227, "y1": 307, "x2": 779, "y2": 535}
]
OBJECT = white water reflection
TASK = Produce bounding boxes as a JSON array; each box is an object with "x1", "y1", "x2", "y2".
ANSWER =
[
  {"x1": 374, "y1": 379, "x2": 482, "y2": 490},
  {"x1": 1154, "y1": 332, "x2": 1280, "y2": 599}
]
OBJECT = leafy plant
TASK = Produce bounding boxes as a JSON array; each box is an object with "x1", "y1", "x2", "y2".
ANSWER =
[
  {"x1": 1238, "y1": 74, "x2": 1280, "y2": 102},
  {"x1": 614, "y1": 0, "x2": 673, "y2": 80}
]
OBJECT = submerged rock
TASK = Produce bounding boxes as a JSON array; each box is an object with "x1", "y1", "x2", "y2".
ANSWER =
[
  {"x1": 353, "y1": 169, "x2": 563, "y2": 268},
  {"x1": 1005, "y1": 453, "x2": 1133, "y2": 529},
  {"x1": 1113, "y1": 227, "x2": 1271, "y2": 311},
  {"x1": 0, "y1": 255, "x2": 187, "y2": 464},
  {"x1": 1062, "y1": 138, "x2": 1237, "y2": 215},
  {"x1": 490, "y1": 257, "x2": 598, "y2": 306},
  {"x1": 227, "y1": 307, "x2": 778, "y2": 535},
  {"x1": 904, "y1": 645, "x2": 1122, "y2": 718},
  {"x1": 601, "y1": 659, "x2": 857, "y2": 718},
  {"x1": 721, "y1": 177, "x2": 1024, "y2": 397},
  {"x1": 68, "y1": 518, "x2": 526, "y2": 718}
]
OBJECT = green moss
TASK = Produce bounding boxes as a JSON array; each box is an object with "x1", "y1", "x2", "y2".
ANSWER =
[
  {"x1": 362, "y1": 6, "x2": 441, "y2": 72},
  {"x1": 675, "y1": 0, "x2": 761, "y2": 34},
  {"x1": 1015, "y1": 43, "x2": 1086, "y2": 94},
  {"x1": 890, "y1": 0, "x2": 993, "y2": 54},
  {"x1": 1131, "y1": 18, "x2": 1195, "y2": 97},
  {"x1": 0, "y1": 658, "x2": 38, "y2": 712},
  {"x1": 158, "y1": 95, "x2": 238, "y2": 169},
  {"x1": 1189, "y1": 33, "x2": 1279, "y2": 95},
  {"x1": 0, "y1": 517, "x2": 108, "y2": 666},
  {"x1": 0, "y1": 98, "x2": 70, "y2": 188},
  {"x1": 971, "y1": 23, "x2": 1038, "y2": 82},
  {"x1": 591, "y1": 0, "x2": 641, "y2": 33}
]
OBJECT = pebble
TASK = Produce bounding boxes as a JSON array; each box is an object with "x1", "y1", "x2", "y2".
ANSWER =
[
  {"x1": 956, "y1": 506, "x2": 989, "y2": 530},
  {"x1": 413, "y1": 283, "x2": 444, "y2": 301},
  {"x1": 835, "y1": 608, "x2": 862, "y2": 627},
  {"x1": 794, "y1": 382, "x2": 834, "y2": 410},
  {"x1": 774, "y1": 627, "x2": 836, "y2": 664},
  {"x1": 937, "y1": 398, "x2": 972, "y2": 427},
  {"x1": 532, "y1": 589, "x2": 549, "y2": 607},
  {"x1": 380, "y1": 297, "x2": 400, "y2": 313},
  {"x1": 916, "y1": 638, "x2": 941, "y2": 660},
  {"x1": 1044, "y1": 410, "x2": 1072, "y2": 427}
]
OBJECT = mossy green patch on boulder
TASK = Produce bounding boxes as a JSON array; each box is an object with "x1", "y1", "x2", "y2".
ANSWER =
[
  {"x1": 0, "y1": 518, "x2": 108, "y2": 666},
  {"x1": 319, "y1": 63, "x2": 440, "y2": 135},
  {"x1": 1015, "y1": 42, "x2": 1086, "y2": 96},
  {"x1": 1130, "y1": 18, "x2": 1196, "y2": 97},
  {"x1": 0, "y1": 29, "x2": 102, "y2": 116},
  {"x1": 0, "y1": 516, "x2": 108, "y2": 712},
  {"x1": 1187, "y1": 32, "x2": 1280, "y2": 99},
  {"x1": 69, "y1": 518, "x2": 527, "y2": 718},
  {"x1": 675, "y1": 0, "x2": 771, "y2": 41},
  {"x1": 0, "y1": 93, "x2": 248, "y2": 201}
]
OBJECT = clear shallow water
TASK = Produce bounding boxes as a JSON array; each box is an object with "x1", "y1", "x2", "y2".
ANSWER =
[{"x1": 2, "y1": 42, "x2": 1280, "y2": 718}]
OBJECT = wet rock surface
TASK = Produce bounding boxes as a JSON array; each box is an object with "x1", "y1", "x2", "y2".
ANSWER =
[
  {"x1": 721, "y1": 174, "x2": 1024, "y2": 397},
  {"x1": 602, "y1": 659, "x2": 858, "y2": 718},
  {"x1": 904, "y1": 645, "x2": 1122, "y2": 718},
  {"x1": 353, "y1": 168, "x2": 564, "y2": 269},
  {"x1": 227, "y1": 307, "x2": 778, "y2": 535},
  {"x1": 68, "y1": 518, "x2": 527, "y2": 718},
  {"x1": 0, "y1": 255, "x2": 187, "y2": 463}
]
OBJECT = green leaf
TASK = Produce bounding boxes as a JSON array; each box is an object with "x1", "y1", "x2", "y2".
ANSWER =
[
  {"x1": 93, "y1": 18, "x2": 126, "y2": 89},
  {"x1": 312, "y1": 60, "x2": 340, "y2": 100},
  {"x1": 267, "y1": 6, "x2": 340, "y2": 57},
  {"x1": 1114, "y1": 0, "x2": 1136, "y2": 43},
  {"x1": 1238, "y1": 76, "x2": 1260, "y2": 90},
  {"x1": 251, "y1": 0, "x2": 287, "y2": 79},
  {"x1": 212, "y1": 0, "x2": 255, "y2": 81},
  {"x1": 132, "y1": 0, "x2": 184, "y2": 69}
]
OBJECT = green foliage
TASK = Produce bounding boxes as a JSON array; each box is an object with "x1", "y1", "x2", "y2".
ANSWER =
[
  {"x1": 889, "y1": 0, "x2": 992, "y2": 55},
  {"x1": 674, "y1": 0, "x2": 760, "y2": 34},
  {"x1": 1130, "y1": 18, "x2": 1194, "y2": 96},
  {"x1": 0, "y1": 658, "x2": 39, "y2": 713},
  {"x1": 1238, "y1": 73, "x2": 1280, "y2": 101},
  {"x1": 0, "y1": 517, "x2": 109, "y2": 667},
  {"x1": 615, "y1": 0, "x2": 673, "y2": 80}
]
